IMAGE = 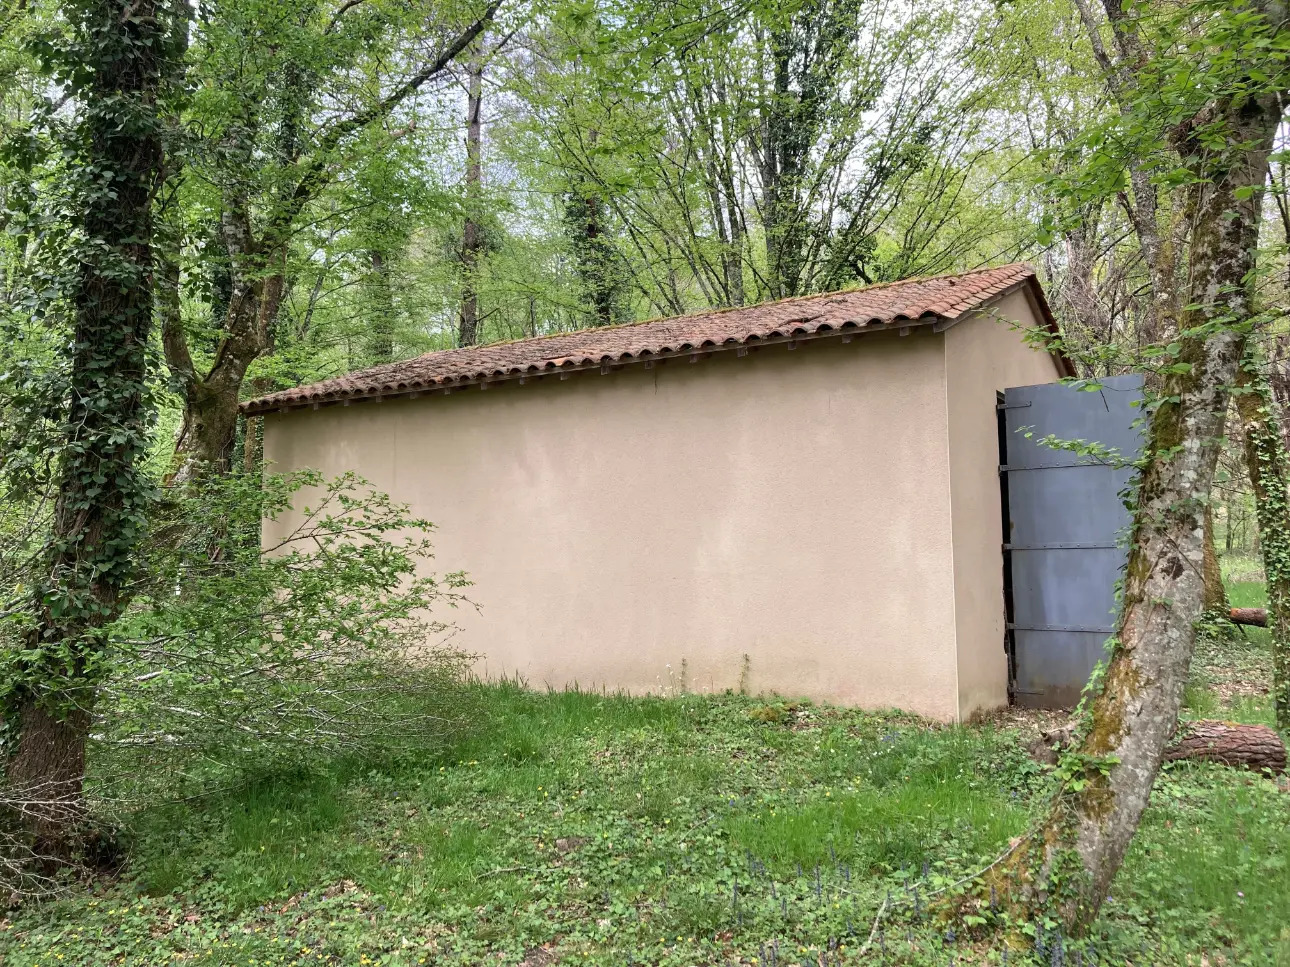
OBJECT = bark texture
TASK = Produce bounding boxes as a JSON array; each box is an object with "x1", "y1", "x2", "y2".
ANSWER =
[
  {"x1": 1234, "y1": 354, "x2": 1290, "y2": 732},
  {"x1": 1030, "y1": 720, "x2": 1286, "y2": 774},
  {"x1": 1000, "y1": 54, "x2": 1282, "y2": 930},
  {"x1": 5, "y1": 705, "x2": 93, "y2": 858},
  {"x1": 1230, "y1": 607, "x2": 1269, "y2": 627},
  {"x1": 1202, "y1": 504, "x2": 1229, "y2": 612}
]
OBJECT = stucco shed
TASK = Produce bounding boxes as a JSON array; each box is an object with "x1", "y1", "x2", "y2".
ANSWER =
[{"x1": 247, "y1": 263, "x2": 1071, "y2": 722}]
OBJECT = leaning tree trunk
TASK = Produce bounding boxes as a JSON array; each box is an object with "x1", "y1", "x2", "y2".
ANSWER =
[
  {"x1": 1234, "y1": 352, "x2": 1290, "y2": 733},
  {"x1": 6, "y1": 0, "x2": 163, "y2": 859},
  {"x1": 998, "y1": 97, "x2": 1278, "y2": 934}
]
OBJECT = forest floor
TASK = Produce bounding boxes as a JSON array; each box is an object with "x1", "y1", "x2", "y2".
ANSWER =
[{"x1": 2, "y1": 584, "x2": 1288, "y2": 966}]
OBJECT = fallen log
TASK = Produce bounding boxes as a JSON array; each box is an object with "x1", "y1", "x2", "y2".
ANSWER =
[
  {"x1": 1229, "y1": 607, "x2": 1268, "y2": 627},
  {"x1": 1029, "y1": 720, "x2": 1285, "y2": 774},
  {"x1": 1163, "y1": 720, "x2": 1286, "y2": 772}
]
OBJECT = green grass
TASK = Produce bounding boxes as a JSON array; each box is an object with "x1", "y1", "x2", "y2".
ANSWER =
[
  {"x1": 3, "y1": 680, "x2": 1288, "y2": 966},
  {"x1": 1188, "y1": 577, "x2": 1277, "y2": 725}
]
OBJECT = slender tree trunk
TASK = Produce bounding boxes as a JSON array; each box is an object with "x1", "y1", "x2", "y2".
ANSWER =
[
  {"x1": 365, "y1": 249, "x2": 396, "y2": 363},
  {"x1": 999, "y1": 94, "x2": 1278, "y2": 933},
  {"x1": 5, "y1": 0, "x2": 163, "y2": 858},
  {"x1": 242, "y1": 414, "x2": 260, "y2": 473},
  {"x1": 1235, "y1": 352, "x2": 1290, "y2": 732},
  {"x1": 458, "y1": 47, "x2": 483, "y2": 347},
  {"x1": 760, "y1": 38, "x2": 790, "y2": 300},
  {"x1": 1202, "y1": 503, "x2": 1229, "y2": 612}
]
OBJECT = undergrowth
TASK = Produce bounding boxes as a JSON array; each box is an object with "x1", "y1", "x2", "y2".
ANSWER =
[{"x1": 2, "y1": 683, "x2": 1287, "y2": 965}]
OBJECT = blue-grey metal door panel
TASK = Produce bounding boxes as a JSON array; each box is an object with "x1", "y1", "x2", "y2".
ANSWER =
[
  {"x1": 1001, "y1": 375, "x2": 1145, "y2": 708},
  {"x1": 1010, "y1": 547, "x2": 1126, "y2": 631},
  {"x1": 1011, "y1": 631, "x2": 1116, "y2": 708},
  {"x1": 1004, "y1": 467, "x2": 1128, "y2": 545}
]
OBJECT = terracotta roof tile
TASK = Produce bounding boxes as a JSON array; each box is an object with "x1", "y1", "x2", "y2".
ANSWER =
[{"x1": 244, "y1": 263, "x2": 1062, "y2": 414}]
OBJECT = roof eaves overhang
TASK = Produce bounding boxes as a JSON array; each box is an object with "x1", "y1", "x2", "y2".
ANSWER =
[
  {"x1": 243, "y1": 271, "x2": 1077, "y2": 417},
  {"x1": 242, "y1": 313, "x2": 944, "y2": 416}
]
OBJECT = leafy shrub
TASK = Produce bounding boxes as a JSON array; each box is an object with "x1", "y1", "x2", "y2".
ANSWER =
[{"x1": 93, "y1": 469, "x2": 476, "y2": 796}]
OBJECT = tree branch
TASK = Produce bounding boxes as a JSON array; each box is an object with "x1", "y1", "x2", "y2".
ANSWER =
[{"x1": 265, "y1": 2, "x2": 502, "y2": 250}]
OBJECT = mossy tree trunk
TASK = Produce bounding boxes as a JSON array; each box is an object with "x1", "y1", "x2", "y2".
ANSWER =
[
  {"x1": 1202, "y1": 503, "x2": 1228, "y2": 613},
  {"x1": 1235, "y1": 352, "x2": 1290, "y2": 733},
  {"x1": 999, "y1": 77, "x2": 1281, "y2": 932}
]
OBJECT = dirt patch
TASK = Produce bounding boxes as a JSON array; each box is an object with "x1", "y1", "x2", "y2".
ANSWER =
[
  {"x1": 554, "y1": 837, "x2": 586, "y2": 855},
  {"x1": 971, "y1": 704, "x2": 1070, "y2": 736},
  {"x1": 519, "y1": 945, "x2": 560, "y2": 966}
]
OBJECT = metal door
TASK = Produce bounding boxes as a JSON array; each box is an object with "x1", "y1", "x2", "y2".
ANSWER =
[{"x1": 1000, "y1": 375, "x2": 1145, "y2": 708}]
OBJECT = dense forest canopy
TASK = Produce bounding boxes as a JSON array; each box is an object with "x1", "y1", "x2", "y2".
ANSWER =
[
  {"x1": 3, "y1": 0, "x2": 1285, "y2": 417},
  {"x1": 5, "y1": 0, "x2": 1209, "y2": 442}
]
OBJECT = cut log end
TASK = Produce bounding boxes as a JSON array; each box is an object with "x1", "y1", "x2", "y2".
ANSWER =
[{"x1": 1228, "y1": 607, "x2": 1268, "y2": 627}]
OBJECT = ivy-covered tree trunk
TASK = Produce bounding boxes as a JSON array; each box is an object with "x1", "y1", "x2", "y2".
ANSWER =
[
  {"x1": 1000, "y1": 87, "x2": 1280, "y2": 933},
  {"x1": 365, "y1": 250, "x2": 396, "y2": 364},
  {"x1": 1235, "y1": 352, "x2": 1290, "y2": 733},
  {"x1": 5, "y1": 0, "x2": 164, "y2": 857}
]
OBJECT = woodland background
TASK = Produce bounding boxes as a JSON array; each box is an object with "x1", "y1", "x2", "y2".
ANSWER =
[
  {"x1": 11, "y1": 0, "x2": 1290, "y2": 493},
  {"x1": 2, "y1": 0, "x2": 1290, "y2": 963}
]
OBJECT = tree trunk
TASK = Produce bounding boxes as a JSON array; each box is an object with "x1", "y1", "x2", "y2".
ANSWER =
[
  {"x1": 171, "y1": 266, "x2": 283, "y2": 479},
  {"x1": 458, "y1": 46, "x2": 483, "y2": 347},
  {"x1": 4, "y1": 0, "x2": 163, "y2": 858},
  {"x1": 163, "y1": 10, "x2": 498, "y2": 474},
  {"x1": 243, "y1": 414, "x2": 260, "y2": 473},
  {"x1": 1202, "y1": 503, "x2": 1229, "y2": 612},
  {"x1": 1234, "y1": 352, "x2": 1290, "y2": 732},
  {"x1": 998, "y1": 87, "x2": 1279, "y2": 933},
  {"x1": 5, "y1": 703, "x2": 93, "y2": 860},
  {"x1": 1230, "y1": 607, "x2": 1268, "y2": 627},
  {"x1": 760, "y1": 35, "x2": 792, "y2": 300},
  {"x1": 1031, "y1": 719, "x2": 1285, "y2": 773},
  {"x1": 365, "y1": 249, "x2": 396, "y2": 364}
]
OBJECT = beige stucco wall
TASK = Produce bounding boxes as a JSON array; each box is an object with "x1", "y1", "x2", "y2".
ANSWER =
[
  {"x1": 944, "y1": 289, "x2": 1066, "y2": 719},
  {"x1": 264, "y1": 328, "x2": 967, "y2": 720},
  {"x1": 262, "y1": 294, "x2": 1063, "y2": 722}
]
